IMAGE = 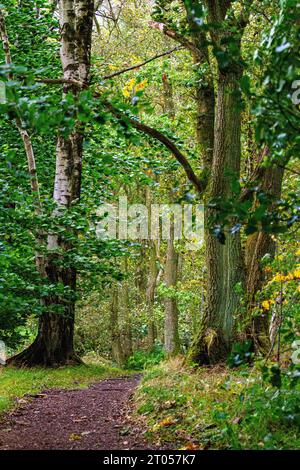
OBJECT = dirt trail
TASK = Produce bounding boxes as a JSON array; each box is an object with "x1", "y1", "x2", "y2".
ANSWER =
[{"x1": 0, "y1": 374, "x2": 149, "y2": 450}]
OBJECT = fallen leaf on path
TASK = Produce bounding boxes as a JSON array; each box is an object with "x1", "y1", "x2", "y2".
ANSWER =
[
  {"x1": 17, "y1": 399, "x2": 28, "y2": 404},
  {"x1": 120, "y1": 426, "x2": 131, "y2": 436},
  {"x1": 73, "y1": 416, "x2": 88, "y2": 423},
  {"x1": 179, "y1": 443, "x2": 200, "y2": 450},
  {"x1": 69, "y1": 433, "x2": 82, "y2": 441}
]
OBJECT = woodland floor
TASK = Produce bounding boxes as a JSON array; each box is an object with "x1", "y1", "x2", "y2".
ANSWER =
[{"x1": 0, "y1": 374, "x2": 153, "y2": 450}]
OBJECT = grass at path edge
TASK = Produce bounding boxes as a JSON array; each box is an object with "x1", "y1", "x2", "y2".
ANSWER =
[{"x1": 0, "y1": 361, "x2": 125, "y2": 415}]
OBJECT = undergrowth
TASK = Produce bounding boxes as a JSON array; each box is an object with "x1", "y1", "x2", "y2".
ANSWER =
[
  {"x1": 125, "y1": 344, "x2": 165, "y2": 370},
  {"x1": 134, "y1": 358, "x2": 300, "y2": 450}
]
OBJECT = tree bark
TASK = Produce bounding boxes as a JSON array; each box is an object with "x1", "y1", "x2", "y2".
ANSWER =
[
  {"x1": 144, "y1": 186, "x2": 160, "y2": 350},
  {"x1": 9, "y1": 0, "x2": 94, "y2": 367},
  {"x1": 245, "y1": 165, "x2": 284, "y2": 353},
  {"x1": 161, "y1": 74, "x2": 181, "y2": 356},
  {"x1": 121, "y1": 258, "x2": 133, "y2": 360},
  {"x1": 110, "y1": 284, "x2": 125, "y2": 366},
  {"x1": 162, "y1": 73, "x2": 175, "y2": 119},
  {"x1": 189, "y1": 68, "x2": 245, "y2": 363},
  {"x1": 164, "y1": 218, "x2": 181, "y2": 356},
  {"x1": 188, "y1": 0, "x2": 259, "y2": 364},
  {"x1": 146, "y1": 241, "x2": 158, "y2": 350},
  {"x1": 184, "y1": 6, "x2": 215, "y2": 171}
]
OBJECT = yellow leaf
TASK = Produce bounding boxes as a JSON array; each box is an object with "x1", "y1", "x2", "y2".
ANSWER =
[
  {"x1": 293, "y1": 268, "x2": 300, "y2": 279},
  {"x1": 285, "y1": 272, "x2": 295, "y2": 281},
  {"x1": 152, "y1": 416, "x2": 176, "y2": 431},
  {"x1": 122, "y1": 89, "x2": 130, "y2": 98},
  {"x1": 126, "y1": 78, "x2": 136, "y2": 90},
  {"x1": 135, "y1": 79, "x2": 148, "y2": 92},
  {"x1": 160, "y1": 417, "x2": 175, "y2": 426},
  {"x1": 179, "y1": 443, "x2": 199, "y2": 450},
  {"x1": 272, "y1": 273, "x2": 287, "y2": 282},
  {"x1": 262, "y1": 300, "x2": 274, "y2": 310},
  {"x1": 69, "y1": 433, "x2": 82, "y2": 441}
]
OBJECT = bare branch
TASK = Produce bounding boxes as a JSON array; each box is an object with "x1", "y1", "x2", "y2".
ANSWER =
[
  {"x1": 94, "y1": 0, "x2": 104, "y2": 12},
  {"x1": 94, "y1": 14, "x2": 101, "y2": 36},
  {"x1": 104, "y1": 101, "x2": 207, "y2": 195},
  {"x1": 149, "y1": 21, "x2": 200, "y2": 56},
  {"x1": 101, "y1": 46, "x2": 183, "y2": 80},
  {"x1": 36, "y1": 77, "x2": 85, "y2": 87},
  {"x1": 37, "y1": 47, "x2": 183, "y2": 85}
]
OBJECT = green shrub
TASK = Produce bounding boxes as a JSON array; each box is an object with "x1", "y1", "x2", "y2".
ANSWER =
[
  {"x1": 125, "y1": 344, "x2": 165, "y2": 370},
  {"x1": 227, "y1": 340, "x2": 254, "y2": 368}
]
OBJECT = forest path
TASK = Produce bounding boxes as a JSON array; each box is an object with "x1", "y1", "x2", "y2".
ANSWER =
[{"x1": 0, "y1": 374, "x2": 148, "y2": 450}]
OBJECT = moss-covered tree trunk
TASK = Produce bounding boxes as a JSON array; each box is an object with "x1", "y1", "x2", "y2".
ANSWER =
[
  {"x1": 189, "y1": 68, "x2": 245, "y2": 363},
  {"x1": 146, "y1": 241, "x2": 158, "y2": 350},
  {"x1": 187, "y1": 0, "x2": 257, "y2": 364},
  {"x1": 121, "y1": 258, "x2": 133, "y2": 360},
  {"x1": 164, "y1": 219, "x2": 181, "y2": 356},
  {"x1": 110, "y1": 284, "x2": 125, "y2": 366},
  {"x1": 161, "y1": 74, "x2": 181, "y2": 356},
  {"x1": 245, "y1": 165, "x2": 284, "y2": 353}
]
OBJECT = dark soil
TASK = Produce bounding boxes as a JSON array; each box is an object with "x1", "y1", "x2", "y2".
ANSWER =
[{"x1": 0, "y1": 374, "x2": 151, "y2": 450}]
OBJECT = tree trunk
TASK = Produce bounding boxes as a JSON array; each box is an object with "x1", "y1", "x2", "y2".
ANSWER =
[
  {"x1": 161, "y1": 74, "x2": 181, "y2": 356},
  {"x1": 146, "y1": 241, "x2": 158, "y2": 350},
  {"x1": 245, "y1": 165, "x2": 284, "y2": 353},
  {"x1": 9, "y1": 306, "x2": 78, "y2": 367},
  {"x1": 187, "y1": 0, "x2": 251, "y2": 364},
  {"x1": 8, "y1": 0, "x2": 94, "y2": 367},
  {"x1": 145, "y1": 186, "x2": 159, "y2": 350},
  {"x1": 110, "y1": 284, "x2": 125, "y2": 366},
  {"x1": 164, "y1": 219, "x2": 181, "y2": 356},
  {"x1": 162, "y1": 73, "x2": 175, "y2": 119},
  {"x1": 135, "y1": 243, "x2": 147, "y2": 301},
  {"x1": 121, "y1": 258, "x2": 133, "y2": 360},
  {"x1": 189, "y1": 70, "x2": 245, "y2": 364}
]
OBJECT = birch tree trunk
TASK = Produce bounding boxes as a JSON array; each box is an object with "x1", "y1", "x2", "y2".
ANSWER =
[{"x1": 10, "y1": 0, "x2": 94, "y2": 366}]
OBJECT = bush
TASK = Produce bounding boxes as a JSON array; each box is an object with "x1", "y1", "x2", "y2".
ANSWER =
[
  {"x1": 227, "y1": 340, "x2": 254, "y2": 368},
  {"x1": 125, "y1": 344, "x2": 165, "y2": 370}
]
